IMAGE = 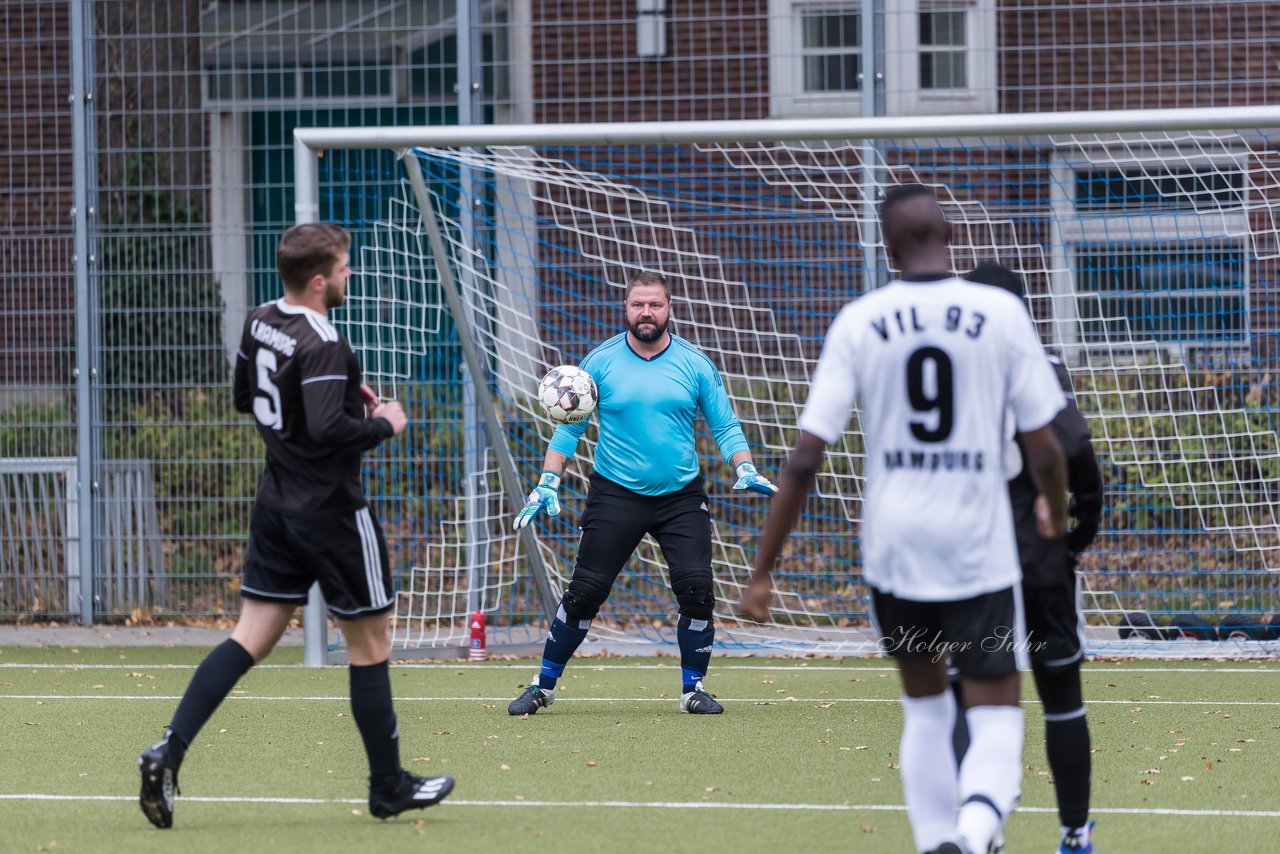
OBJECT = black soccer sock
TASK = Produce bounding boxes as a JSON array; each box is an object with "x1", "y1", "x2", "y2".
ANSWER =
[
  {"x1": 1044, "y1": 713, "x2": 1092, "y2": 829},
  {"x1": 677, "y1": 615, "x2": 714, "y2": 694},
  {"x1": 350, "y1": 660, "x2": 402, "y2": 791},
  {"x1": 1033, "y1": 663, "x2": 1092, "y2": 829},
  {"x1": 167, "y1": 638, "x2": 255, "y2": 766}
]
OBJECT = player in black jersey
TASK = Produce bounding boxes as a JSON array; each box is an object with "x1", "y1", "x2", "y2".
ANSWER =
[
  {"x1": 138, "y1": 223, "x2": 453, "y2": 829},
  {"x1": 960, "y1": 262, "x2": 1104, "y2": 854}
]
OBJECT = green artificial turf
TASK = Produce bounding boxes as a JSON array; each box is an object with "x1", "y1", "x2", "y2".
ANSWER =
[{"x1": 2, "y1": 647, "x2": 1278, "y2": 852}]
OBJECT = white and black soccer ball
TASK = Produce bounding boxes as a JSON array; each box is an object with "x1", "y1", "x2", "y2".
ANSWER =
[{"x1": 538, "y1": 365, "x2": 598, "y2": 424}]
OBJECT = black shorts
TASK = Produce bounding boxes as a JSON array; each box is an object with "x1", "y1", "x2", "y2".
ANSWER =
[
  {"x1": 1022, "y1": 575, "x2": 1085, "y2": 670},
  {"x1": 560, "y1": 473, "x2": 712, "y2": 622},
  {"x1": 870, "y1": 585, "x2": 1027, "y2": 679},
  {"x1": 242, "y1": 503, "x2": 394, "y2": 619}
]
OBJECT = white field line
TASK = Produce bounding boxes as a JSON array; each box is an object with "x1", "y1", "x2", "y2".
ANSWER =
[
  {"x1": 2, "y1": 694, "x2": 1278, "y2": 706},
  {"x1": 1, "y1": 663, "x2": 1277, "y2": 674},
  {"x1": 0, "y1": 794, "x2": 1277, "y2": 819}
]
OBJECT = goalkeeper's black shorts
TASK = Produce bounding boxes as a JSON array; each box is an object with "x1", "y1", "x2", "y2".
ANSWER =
[{"x1": 560, "y1": 472, "x2": 712, "y2": 621}]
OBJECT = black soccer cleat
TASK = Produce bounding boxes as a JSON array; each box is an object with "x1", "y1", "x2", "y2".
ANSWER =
[
  {"x1": 508, "y1": 683, "x2": 555, "y2": 716},
  {"x1": 680, "y1": 681, "x2": 724, "y2": 714},
  {"x1": 927, "y1": 844, "x2": 970, "y2": 854},
  {"x1": 368, "y1": 771, "x2": 455, "y2": 819},
  {"x1": 138, "y1": 737, "x2": 179, "y2": 829}
]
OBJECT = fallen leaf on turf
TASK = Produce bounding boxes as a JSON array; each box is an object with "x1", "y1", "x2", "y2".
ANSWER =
[
  {"x1": 817, "y1": 702, "x2": 837, "y2": 708},
  {"x1": 1206, "y1": 762, "x2": 1214, "y2": 771},
  {"x1": 586, "y1": 760, "x2": 597, "y2": 767},
  {"x1": 860, "y1": 825, "x2": 876, "y2": 834},
  {"x1": 351, "y1": 809, "x2": 363, "y2": 816},
  {"x1": 24, "y1": 721, "x2": 38, "y2": 726},
  {"x1": 413, "y1": 820, "x2": 425, "y2": 829},
  {"x1": 1182, "y1": 776, "x2": 1195, "y2": 782},
  {"x1": 500, "y1": 764, "x2": 511, "y2": 771}
]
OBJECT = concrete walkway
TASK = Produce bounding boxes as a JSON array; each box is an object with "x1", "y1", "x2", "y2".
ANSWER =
[{"x1": 0, "y1": 625, "x2": 303, "y2": 647}]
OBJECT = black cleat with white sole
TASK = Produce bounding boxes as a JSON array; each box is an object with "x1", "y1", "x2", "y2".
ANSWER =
[
  {"x1": 680, "y1": 681, "x2": 724, "y2": 714},
  {"x1": 508, "y1": 684, "x2": 555, "y2": 716},
  {"x1": 138, "y1": 738, "x2": 179, "y2": 829},
  {"x1": 368, "y1": 771, "x2": 456, "y2": 819}
]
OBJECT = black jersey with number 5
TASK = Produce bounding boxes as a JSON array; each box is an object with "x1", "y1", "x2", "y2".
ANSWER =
[{"x1": 232, "y1": 299, "x2": 394, "y2": 515}]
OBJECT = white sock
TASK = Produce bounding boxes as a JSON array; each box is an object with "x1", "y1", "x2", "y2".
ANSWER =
[
  {"x1": 957, "y1": 705, "x2": 1024, "y2": 854},
  {"x1": 899, "y1": 692, "x2": 959, "y2": 852}
]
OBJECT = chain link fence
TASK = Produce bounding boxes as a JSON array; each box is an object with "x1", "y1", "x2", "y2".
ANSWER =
[{"x1": 2, "y1": 1, "x2": 1279, "y2": 634}]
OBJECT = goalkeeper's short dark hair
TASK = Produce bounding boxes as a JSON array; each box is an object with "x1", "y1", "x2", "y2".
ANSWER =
[
  {"x1": 965, "y1": 262, "x2": 1026, "y2": 301},
  {"x1": 626, "y1": 271, "x2": 671, "y2": 301}
]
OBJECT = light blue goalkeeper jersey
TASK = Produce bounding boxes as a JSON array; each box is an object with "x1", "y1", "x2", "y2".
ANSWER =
[{"x1": 548, "y1": 332, "x2": 749, "y2": 496}]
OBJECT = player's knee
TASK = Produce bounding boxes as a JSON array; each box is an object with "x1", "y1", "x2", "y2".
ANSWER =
[
  {"x1": 1032, "y1": 661, "x2": 1085, "y2": 716},
  {"x1": 673, "y1": 571, "x2": 716, "y2": 621},
  {"x1": 561, "y1": 579, "x2": 609, "y2": 623}
]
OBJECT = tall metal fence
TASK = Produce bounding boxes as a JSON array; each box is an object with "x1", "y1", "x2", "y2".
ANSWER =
[{"x1": 2, "y1": 1, "x2": 1279, "y2": 631}]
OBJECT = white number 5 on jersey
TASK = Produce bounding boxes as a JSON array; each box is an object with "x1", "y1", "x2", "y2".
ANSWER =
[{"x1": 253, "y1": 349, "x2": 284, "y2": 430}]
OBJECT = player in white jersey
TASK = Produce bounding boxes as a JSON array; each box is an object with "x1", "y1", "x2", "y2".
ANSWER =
[{"x1": 740, "y1": 184, "x2": 1069, "y2": 854}]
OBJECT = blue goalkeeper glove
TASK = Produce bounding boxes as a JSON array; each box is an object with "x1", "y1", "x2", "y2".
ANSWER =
[
  {"x1": 514, "y1": 471, "x2": 562, "y2": 530},
  {"x1": 732, "y1": 461, "x2": 778, "y2": 496}
]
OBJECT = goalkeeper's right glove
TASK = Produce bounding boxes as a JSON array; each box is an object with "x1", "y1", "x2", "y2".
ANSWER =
[{"x1": 513, "y1": 471, "x2": 562, "y2": 530}]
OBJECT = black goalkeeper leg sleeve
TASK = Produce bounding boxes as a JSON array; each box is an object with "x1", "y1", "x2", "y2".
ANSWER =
[{"x1": 166, "y1": 638, "x2": 255, "y2": 766}]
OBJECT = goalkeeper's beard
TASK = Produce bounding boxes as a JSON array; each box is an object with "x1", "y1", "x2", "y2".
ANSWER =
[{"x1": 629, "y1": 317, "x2": 668, "y2": 343}]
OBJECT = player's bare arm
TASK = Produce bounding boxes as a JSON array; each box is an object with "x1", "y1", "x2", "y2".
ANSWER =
[
  {"x1": 1020, "y1": 423, "x2": 1069, "y2": 538},
  {"x1": 739, "y1": 431, "x2": 827, "y2": 621}
]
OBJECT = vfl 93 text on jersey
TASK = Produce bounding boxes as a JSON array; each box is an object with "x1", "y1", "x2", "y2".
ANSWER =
[
  {"x1": 798, "y1": 276, "x2": 1065, "y2": 601},
  {"x1": 233, "y1": 299, "x2": 394, "y2": 515}
]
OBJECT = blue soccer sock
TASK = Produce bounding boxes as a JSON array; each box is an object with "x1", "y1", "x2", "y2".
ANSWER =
[
  {"x1": 534, "y1": 606, "x2": 591, "y2": 692},
  {"x1": 677, "y1": 615, "x2": 714, "y2": 694}
]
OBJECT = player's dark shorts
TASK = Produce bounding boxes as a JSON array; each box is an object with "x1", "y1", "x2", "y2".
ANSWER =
[
  {"x1": 242, "y1": 503, "x2": 394, "y2": 619},
  {"x1": 1022, "y1": 574, "x2": 1085, "y2": 671},
  {"x1": 561, "y1": 472, "x2": 712, "y2": 622},
  {"x1": 870, "y1": 585, "x2": 1027, "y2": 679}
]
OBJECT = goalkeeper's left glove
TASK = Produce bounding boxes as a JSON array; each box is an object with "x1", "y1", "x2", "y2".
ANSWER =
[{"x1": 733, "y1": 461, "x2": 778, "y2": 496}]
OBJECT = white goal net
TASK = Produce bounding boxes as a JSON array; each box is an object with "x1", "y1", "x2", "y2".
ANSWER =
[{"x1": 299, "y1": 109, "x2": 1280, "y2": 657}]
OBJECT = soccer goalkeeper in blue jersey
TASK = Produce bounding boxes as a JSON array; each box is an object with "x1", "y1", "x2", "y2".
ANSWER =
[{"x1": 508, "y1": 271, "x2": 777, "y2": 716}]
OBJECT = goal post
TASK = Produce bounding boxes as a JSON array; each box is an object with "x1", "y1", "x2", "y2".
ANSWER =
[{"x1": 294, "y1": 106, "x2": 1280, "y2": 664}]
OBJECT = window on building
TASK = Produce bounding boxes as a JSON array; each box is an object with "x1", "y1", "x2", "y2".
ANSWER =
[
  {"x1": 1073, "y1": 243, "x2": 1246, "y2": 344},
  {"x1": 1055, "y1": 160, "x2": 1251, "y2": 356},
  {"x1": 885, "y1": 1, "x2": 995, "y2": 115},
  {"x1": 771, "y1": 0, "x2": 995, "y2": 117},
  {"x1": 801, "y1": 9, "x2": 861, "y2": 93},
  {"x1": 769, "y1": 1, "x2": 862, "y2": 117},
  {"x1": 918, "y1": 10, "x2": 967, "y2": 90}
]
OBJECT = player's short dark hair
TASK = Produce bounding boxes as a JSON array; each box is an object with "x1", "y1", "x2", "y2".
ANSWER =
[
  {"x1": 625, "y1": 271, "x2": 671, "y2": 301},
  {"x1": 276, "y1": 223, "x2": 352, "y2": 293},
  {"x1": 878, "y1": 183, "x2": 936, "y2": 223},
  {"x1": 965, "y1": 262, "x2": 1026, "y2": 300}
]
